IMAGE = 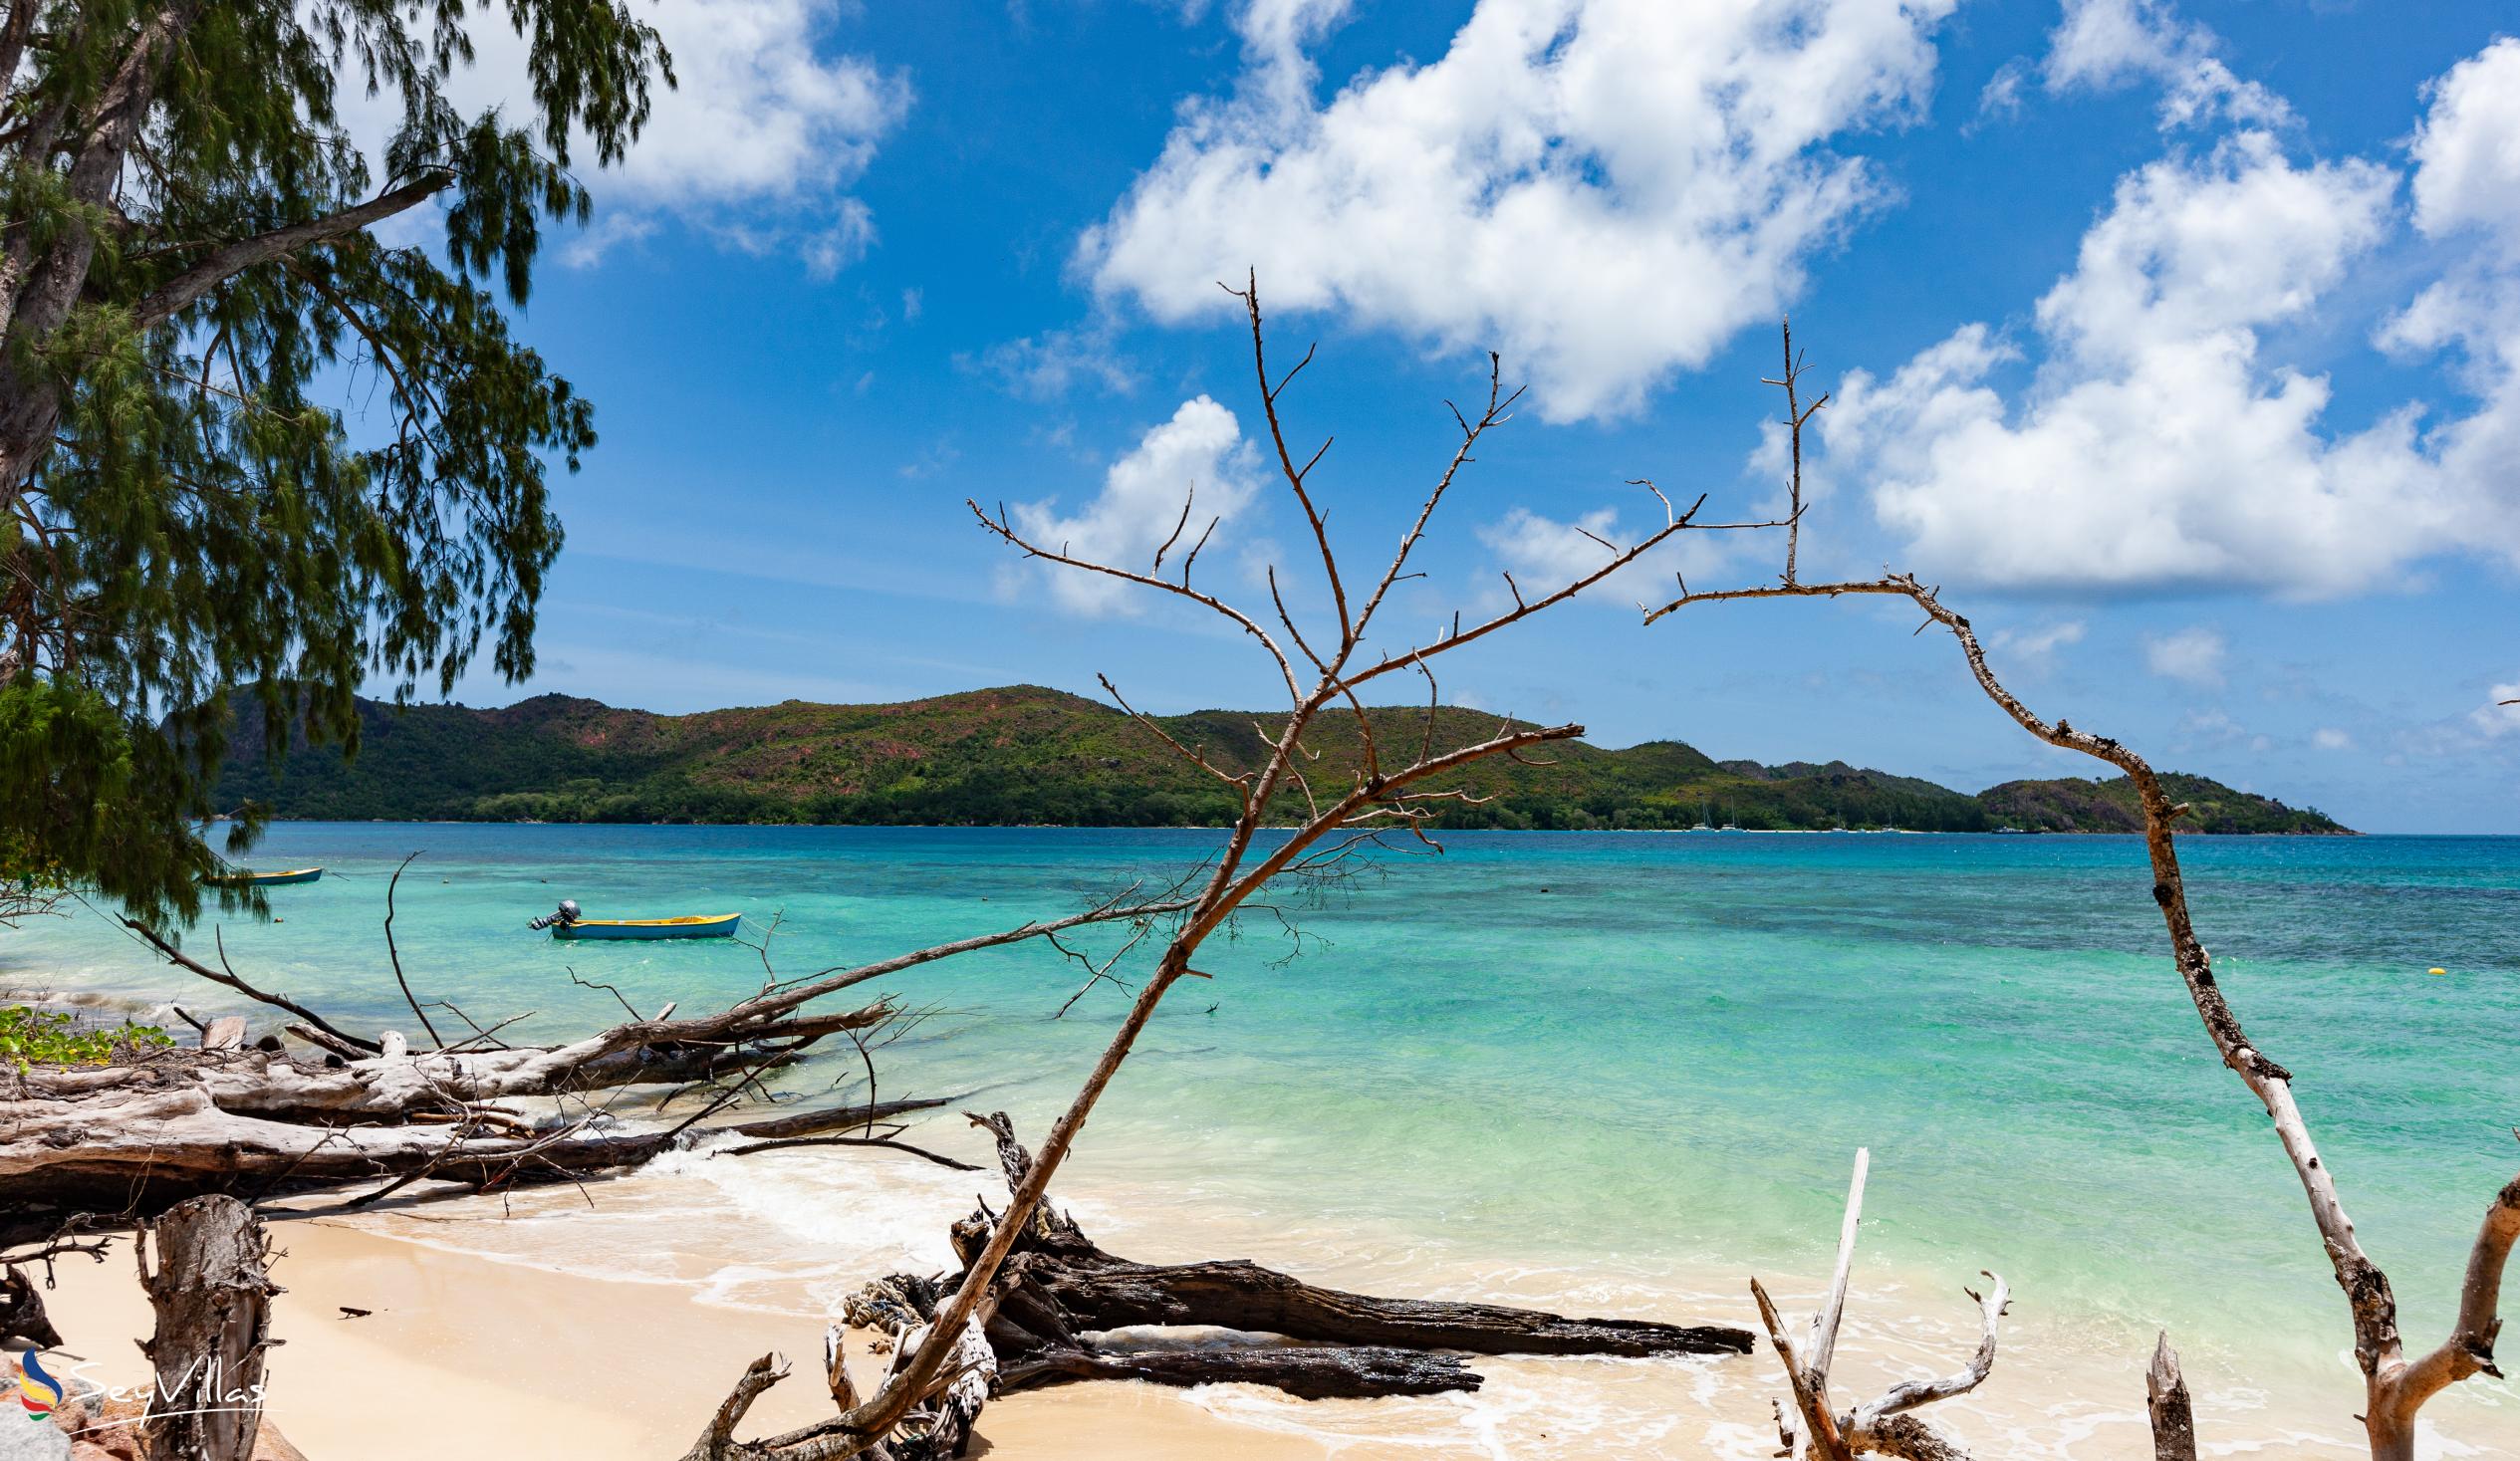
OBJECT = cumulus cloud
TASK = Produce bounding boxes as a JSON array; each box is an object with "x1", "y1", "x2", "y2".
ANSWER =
[
  {"x1": 2312, "y1": 727, "x2": 2355, "y2": 751},
  {"x1": 2144, "y1": 625, "x2": 2226, "y2": 686},
  {"x1": 1814, "y1": 126, "x2": 2505, "y2": 596},
  {"x1": 360, "y1": 0, "x2": 910, "y2": 274},
  {"x1": 2385, "y1": 39, "x2": 2520, "y2": 562},
  {"x1": 2037, "y1": 0, "x2": 2289, "y2": 128},
  {"x1": 1084, "y1": 0, "x2": 1961, "y2": 422},
  {"x1": 1009, "y1": 397, "x2": 1263, "y2": 614},
  {"x1": 2407, "y1": 39, "x2": 2520, "y2": 243}
]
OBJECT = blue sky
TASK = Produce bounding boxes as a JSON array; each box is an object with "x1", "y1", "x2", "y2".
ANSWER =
[{"x1": 398, "y1": 1, "x2": 2520, "y2": 833}]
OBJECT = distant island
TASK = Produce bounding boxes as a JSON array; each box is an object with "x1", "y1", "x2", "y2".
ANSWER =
[{"x1": 212, "y1": 685, "x2": 2352, "y2": 835}]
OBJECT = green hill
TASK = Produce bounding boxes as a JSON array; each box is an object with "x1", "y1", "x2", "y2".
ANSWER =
[{"x1": 210, "y1": 685, "x2": 2352, "y2": 835}]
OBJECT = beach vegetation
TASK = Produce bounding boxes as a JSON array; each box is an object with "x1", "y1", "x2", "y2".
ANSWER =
[{"x1": 0, "y1": 1005, "x2": 171, "y2": 1069}]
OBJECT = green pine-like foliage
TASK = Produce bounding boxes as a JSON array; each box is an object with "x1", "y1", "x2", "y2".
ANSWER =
[
  {"x1": 214, "y1": 686, "x2": 2355, "y2": 835},
  {"x1": 1, "y1": 1, "x2": 672, "y2": 926}
]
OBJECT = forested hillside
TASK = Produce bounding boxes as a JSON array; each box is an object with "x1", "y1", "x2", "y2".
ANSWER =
[{"x1": 212, "y1": 686, "x2": 2352, "y2": 834}]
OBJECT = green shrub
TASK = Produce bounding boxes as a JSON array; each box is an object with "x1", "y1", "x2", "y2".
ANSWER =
[{"x1": 0, "y1": 1005, "x2": 175, "y2": 1068}]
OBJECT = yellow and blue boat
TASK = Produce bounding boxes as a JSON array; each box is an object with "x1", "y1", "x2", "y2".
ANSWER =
[{"x1": 549, "y1": 912, "x2": 741, "y2": 941}]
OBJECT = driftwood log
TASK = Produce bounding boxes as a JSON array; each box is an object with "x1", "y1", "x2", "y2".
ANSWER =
[
  {"x1": 679, "y1": 1112, "x2": 1750, "y2": 1461},
  {"x1": 865, "y1": 1112, "x2": 1749, "y2": 1403},
  {"x1": 0, "y1": 1013, "x2": 929, "y2": 1249}
]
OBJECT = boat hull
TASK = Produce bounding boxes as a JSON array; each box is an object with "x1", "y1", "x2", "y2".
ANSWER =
[
  {"x1": 551, "y1": 913, "x2": 741, "y2": 941},
  {"x1": 211, "y1": 868, "x2": 323, "y2": 887}
]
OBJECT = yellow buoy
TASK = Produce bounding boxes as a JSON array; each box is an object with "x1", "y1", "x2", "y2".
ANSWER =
[{"x1": 2427, "y1": 967, "x2": 2447, "y2": 976}]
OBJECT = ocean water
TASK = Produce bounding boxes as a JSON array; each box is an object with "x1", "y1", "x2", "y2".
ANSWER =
[{"x1": 7, "y1": 826, "x2": 2518, "y2": 1456}]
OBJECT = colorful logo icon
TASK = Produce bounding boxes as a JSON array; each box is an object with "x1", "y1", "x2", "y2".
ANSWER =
[{"x1": 14, "y1": 1348, "x2": 62, "y2": 1420}]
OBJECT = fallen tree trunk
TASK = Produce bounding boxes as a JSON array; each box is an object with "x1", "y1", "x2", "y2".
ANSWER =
[
  {"x1": 852, "y1": 1112, "x2": 1749, "y2": 1405},
  {"x1": 9, "y1": 1003, "x2": 893, "y2": 1125},
  {"x1": 1028, "y1": 1257, "x2": 1751, "y2": 1358},
  {"x1": 995, "y1": 1341, "x2": 1477, "y2": 1399},
  {"x1": 0, "y1": 1085, "x2": 947, "y2": 1248},
  {"x1": 682, "y1": 1111, "x2": 1754, "y2": 1459}
]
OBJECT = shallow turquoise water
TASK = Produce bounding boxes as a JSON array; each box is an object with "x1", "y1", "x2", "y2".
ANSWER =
[{"x1": 8, "y1": 827, "x2": 2518, "y2": 1449}]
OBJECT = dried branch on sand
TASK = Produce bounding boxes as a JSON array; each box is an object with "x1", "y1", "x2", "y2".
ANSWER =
[
  {"x1": 679, "y1": 1113, "x2": 1749, "y2": 1461},
  {"x1": 1750, "y1": 1150, "x2": 2008, "y2": 1461}
]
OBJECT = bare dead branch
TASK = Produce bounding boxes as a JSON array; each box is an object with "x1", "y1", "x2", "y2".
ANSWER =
[
  {"x1": 967, "y1": 496, "x2": 1301, "y2": 703},
  {"x1": 120, "y1": 919, "x2": 380, "y2": 1054}
]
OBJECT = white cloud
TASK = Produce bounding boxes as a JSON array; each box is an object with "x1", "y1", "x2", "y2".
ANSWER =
[
  {"x1": 2145, "y1": 625, "x2": 2226, "y2": 686},
  {"x1": 2038, "y1": 0, "x2": 2288, "y2": 129},
  {"x1": 1009, "y1": 397, "x2": 1264, "y2": 615},
  {"x1": 2387, "y1": 39, "x2": 2520, "y2": 565},
  {"x1": 359, "y1": 0, "x2": 910, "y2": 274},
  {"x1": 1818, "y1": 128, "x2": 2499, "y2": 597},
  {"x1": 1084, "y1": 0, "x2": 1961, "y2": 422},
  {"x1": 1987, "y1": 618, "x2": 2086, "y2": 670},
  {"x1": 1474, "y1": 499, "x2": 1738, "y2": 610},
  {"x1": 965, "y1": 322, "x2": 1139, "y2": 398},
  {"x1": 2407, "y1": 39, "x2": 2520, "y2": 244},
  {"x1": 2312, "y1": 727, "x2": 2355, "y2": 751}
]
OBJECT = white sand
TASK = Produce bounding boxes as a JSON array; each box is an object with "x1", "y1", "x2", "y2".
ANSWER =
[{"x1": 36, "y1": 1216, "x2": 1353, "y2": 1460}]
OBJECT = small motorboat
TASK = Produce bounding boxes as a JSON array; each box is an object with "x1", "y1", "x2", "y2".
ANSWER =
[
  {"x1": 529, "y1": 900, "x2": 740, "y2": 940},
  {"x1": 551, "y1": 913, "x2": 741, "y2": 941},
  {"x1": 210, "y1": 867, "x2": 324, "y2": 886}
]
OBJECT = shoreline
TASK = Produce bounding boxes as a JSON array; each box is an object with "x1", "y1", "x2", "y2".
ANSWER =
[
  {"x1": 40, "y1": 1157, "x2": 2513, "y2": 1461},
  {"x1": 21, "y1": 1060, "x2": 2520, "y2": 1458},
  {"x1": 207, "y1": 817, "x2": 2371, "y2": 836}
]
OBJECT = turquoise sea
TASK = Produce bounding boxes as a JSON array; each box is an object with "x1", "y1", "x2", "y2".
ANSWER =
[{"x1": 7, "y1": 826, "x2": 2518, "y2": 1456}]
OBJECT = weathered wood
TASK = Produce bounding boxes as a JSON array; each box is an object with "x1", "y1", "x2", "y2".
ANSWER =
[
  {"x1": 200, "y1": 1016, "x2": 248, "y2": 1051},
  {"x1": 952, "y1": 1110, "x2": 1748, "y2": 1362},
  {"x1": 997, "y1": 1341, "x2": 1478, "y2": 1399},
  {"x1": 137, "y1": 1195, "x2": 276, "y2": 1461},
  {"x1": 1, "y1": 1264, "x2": 61, "y2": 1347},
  {"x1": 1034, "y1": 1258, "x2": 1751, "y2": 1357},
  {"x1": 834, "y1": 1108, "x2": 1748, "y2": 1434},
  {"x1": 2146, "y1": 1333, "x2": 2199, "y2": 1461},
  {"x1": 1756, "y1": 1152, "x2": 2003, "y2": 1461},
  {"x1": 0, "y1": 1086, "x2": 921, "y2": 1246}
]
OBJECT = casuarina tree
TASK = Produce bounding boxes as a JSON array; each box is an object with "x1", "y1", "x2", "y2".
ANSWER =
[{"x1": 0, "y1": 0, "x2": 670, "y2": 926}]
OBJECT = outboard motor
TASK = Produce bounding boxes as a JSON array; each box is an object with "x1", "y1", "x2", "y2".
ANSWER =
[{"x1": 528, "y1": 898, "x2": 583, "y2": 931}]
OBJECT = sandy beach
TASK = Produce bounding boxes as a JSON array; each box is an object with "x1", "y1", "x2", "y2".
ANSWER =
[
  {"x1": 33, "y1": 1162, "x2": 2513, "y2": 1461},
  {"x1": 37, "y1": 1215, "x2": 1355, "y2": 1461}
]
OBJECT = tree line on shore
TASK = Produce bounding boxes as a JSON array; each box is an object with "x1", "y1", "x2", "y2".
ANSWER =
[{"x1": 210, "y1": 685, "x2": 2351, "y2": 835}]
